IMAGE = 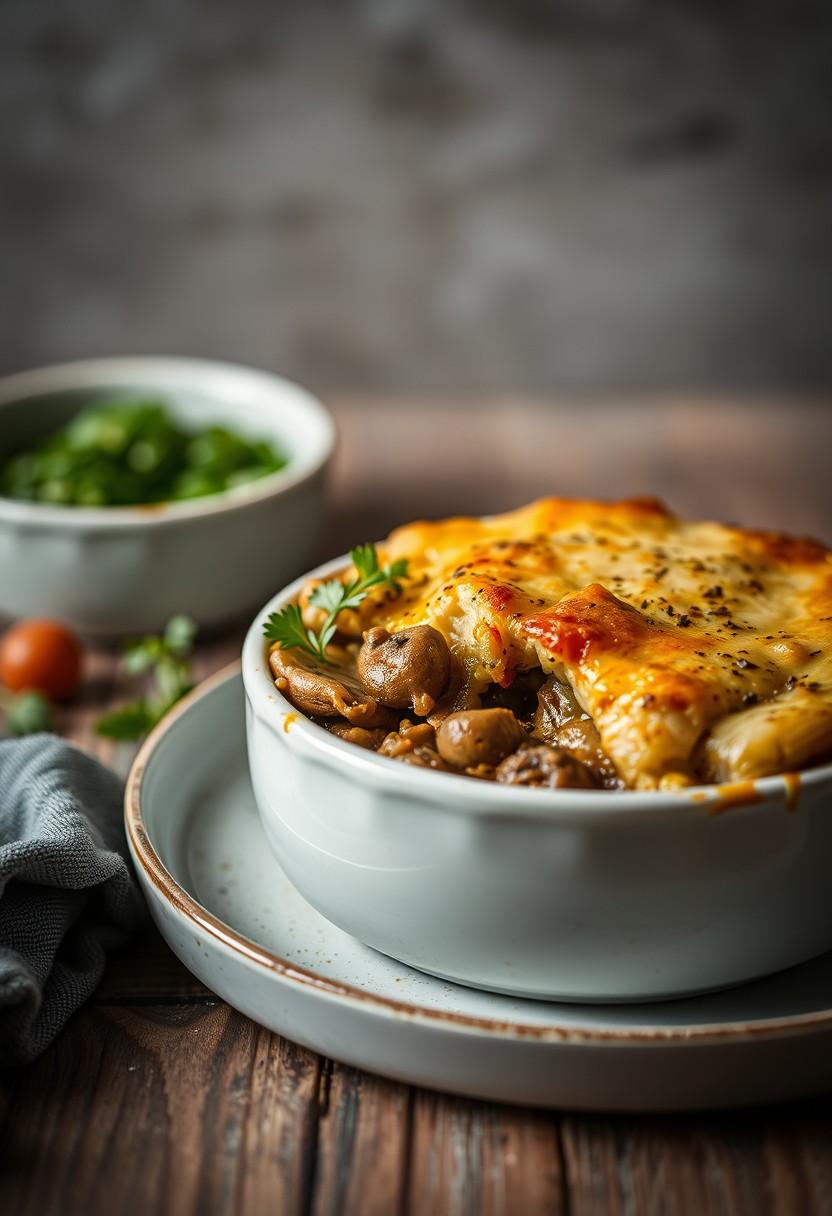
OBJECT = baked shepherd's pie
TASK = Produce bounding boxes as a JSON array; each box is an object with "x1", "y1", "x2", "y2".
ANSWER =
[{"x1": 264, "y1": 498, "x2": 832, "y2": 791}]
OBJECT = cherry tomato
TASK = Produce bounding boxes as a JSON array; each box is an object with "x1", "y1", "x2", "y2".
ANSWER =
[{"x1": 0, "y1": 619, "x2": 83, "y2": 701}]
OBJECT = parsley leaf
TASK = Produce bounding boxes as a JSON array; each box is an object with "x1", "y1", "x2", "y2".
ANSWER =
[
  {"x1": 351, "y1": 543, "x2": 379, "y2": 582},
  {"x1": 164, "y1": 613, "x2": 198, "y2": 654},
  {"x1": 263, "y1": 603, "x2": 326, "y2": 659},
  {"x1": 96, "y1": 701, "x2": 158, "y2": 741},
  {"x1": 382, "y1": 558, "x2": 409, "y2": 593},
  {"x1": 262, "y1": 542, "x2": 410, "y2": 662},
  {"x1": 154, "y1": 654, "x2": 192, "y2": 708},
  {"x1": 6, "y1": 690, "x2": 53, "y2": 736},
  {"x1": 95, "y1": 615, "x2": 198, "y2": 741},
  {"x1": 308, "y1": 580, "x2": 347, "y2": 615},
  {"x1": 121, "y1": 638, "x2": 163, "y2": 675}
]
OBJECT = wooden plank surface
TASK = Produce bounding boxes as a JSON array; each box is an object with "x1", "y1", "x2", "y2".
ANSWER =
[{"x1": 2, "y1": 397, "x2": 832, "y2": 1216}]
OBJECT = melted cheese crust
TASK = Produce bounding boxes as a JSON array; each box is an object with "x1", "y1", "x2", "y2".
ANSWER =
[{"x1": 365, "y1": 497, "x2": 832, "y2": 790}]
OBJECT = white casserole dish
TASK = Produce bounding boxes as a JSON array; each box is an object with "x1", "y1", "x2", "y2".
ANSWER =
[
  {"x1": 0, "y1": 357, "x2": 335, "y2": 634},
  {"x1": 242, "y1": 555, "x2": 832, "y2": 1003}
]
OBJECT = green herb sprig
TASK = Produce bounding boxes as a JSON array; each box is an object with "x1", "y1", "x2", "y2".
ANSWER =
[
  {"x1": 263, "y1": 544, "x2": 409, "y2": 663},
  {"x1": 96, "y1": 614, "x2": 198, "y2": 741},
  {"x1": 0, "y1": 688, "x2": 54, "y2": 736}
]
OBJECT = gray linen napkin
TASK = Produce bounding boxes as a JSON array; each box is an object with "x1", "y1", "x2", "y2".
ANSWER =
[{"x1": 0, "y1": 735, "x2": 148, "y2": 1065}]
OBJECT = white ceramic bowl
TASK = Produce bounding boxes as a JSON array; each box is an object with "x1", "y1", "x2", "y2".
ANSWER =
[
  {"x1": 0, "y1": 357, "x2": 335, "y2": 634},
  {"x1": 243, "y1": 555, "x2": 832, "y2": 1003}
]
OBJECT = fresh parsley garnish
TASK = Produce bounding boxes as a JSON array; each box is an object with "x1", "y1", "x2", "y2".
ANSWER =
[
  {"x1": 94, "y1": 700, "x2": 159, "y2": 741},
  {"x1": 96, "y1": 614, "x2": 198, "y2": 741},
  {"x1": 0, "y1": 399, "x2": 287, "y2": 507},
  {"x1": 263, "y1": 543, "x2": 409, "y2": 662},
  {"x1": 4, "y1": 690, "x2": 53, "y2": 736}
]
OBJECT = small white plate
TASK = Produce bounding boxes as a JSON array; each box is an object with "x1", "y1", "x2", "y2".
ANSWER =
[{"x1": 126, "y1": 665, "x2": 832, "y2": 1111}]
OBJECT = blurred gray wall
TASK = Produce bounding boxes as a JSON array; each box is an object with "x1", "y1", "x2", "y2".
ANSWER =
[{"x1": 2, "y1": 0, "x2": 831, "y2": 394}]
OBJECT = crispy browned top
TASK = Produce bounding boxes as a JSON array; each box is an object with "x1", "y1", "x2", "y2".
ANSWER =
[{"x1": 361, "y1": 498, "x2": 832, "y2": 788}]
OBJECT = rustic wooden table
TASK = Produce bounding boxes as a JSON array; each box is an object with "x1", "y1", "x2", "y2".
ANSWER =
[{"x1": 2, "y1": 398, "x2": 832, "y2": 1215}]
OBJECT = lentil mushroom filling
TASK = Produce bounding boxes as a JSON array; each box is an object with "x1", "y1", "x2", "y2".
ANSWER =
[{"x1": 268, "y1": 633, "x2": 607, "y2": 787}]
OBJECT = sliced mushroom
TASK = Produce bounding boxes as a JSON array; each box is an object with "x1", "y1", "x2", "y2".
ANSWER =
[
  {"x1": 326, "y1": 722, "x2": 388, "y2": 750},
  {"x1": 435, "y1": 707, "x2": 525, "y2": 770},
  {"x1": 533, "y1": 676, "x2": 620, "y2": 787},
  {"x1": 269, "y1": 647, "x2": 395, "y2": 728},
  {"x1": 533, "y1": 675, "x2": 585, "y2": 738},
  {"x1": 496, "y1": 743, "x2": 595, "y2": 789},
  {"x1": 378, "y1": 720, "x2": 437, "y2": 757},
  {"x1": 356, "y1": 625, "x2": 452, "y2": 716},
  {"x1": 426, "y1": 660, "x2": 485, "y2": 726},
  {"x1": 396, "y1": 745, "x2": 454, "y2": 771},
  {"x1": 554, "y1": 719, "x2": 621, "y2": 788}
]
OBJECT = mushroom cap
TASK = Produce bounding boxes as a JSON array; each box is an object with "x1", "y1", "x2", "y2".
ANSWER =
[
  {"x1": 435, "y1": 707, "x2": 525, "y2": 769},
  {"x1": 495, "y1": 743, "x2": 595, "y2": 789},
  {"x1": 356, "y1": 624, "x2": 452, "y2": 716}
]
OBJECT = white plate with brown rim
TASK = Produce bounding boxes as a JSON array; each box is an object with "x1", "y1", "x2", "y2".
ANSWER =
[{"x1": 125, "y1": 664, "x2": 832, "y2": 1110}]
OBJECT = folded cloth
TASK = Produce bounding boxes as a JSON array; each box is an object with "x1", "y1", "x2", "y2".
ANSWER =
[{"x1": 0, "y1": 735, "x2": 148, "y2": 1066}]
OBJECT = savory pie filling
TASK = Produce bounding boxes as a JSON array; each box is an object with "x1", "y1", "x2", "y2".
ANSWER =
[{"x1": 267, "y1": 498, "x2": 832, "y2": 791}]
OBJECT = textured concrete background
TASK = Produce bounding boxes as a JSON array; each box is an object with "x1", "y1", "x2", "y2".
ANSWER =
[{"x1": 2, "y1": 0, "x2": 831, "y2": 395}]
